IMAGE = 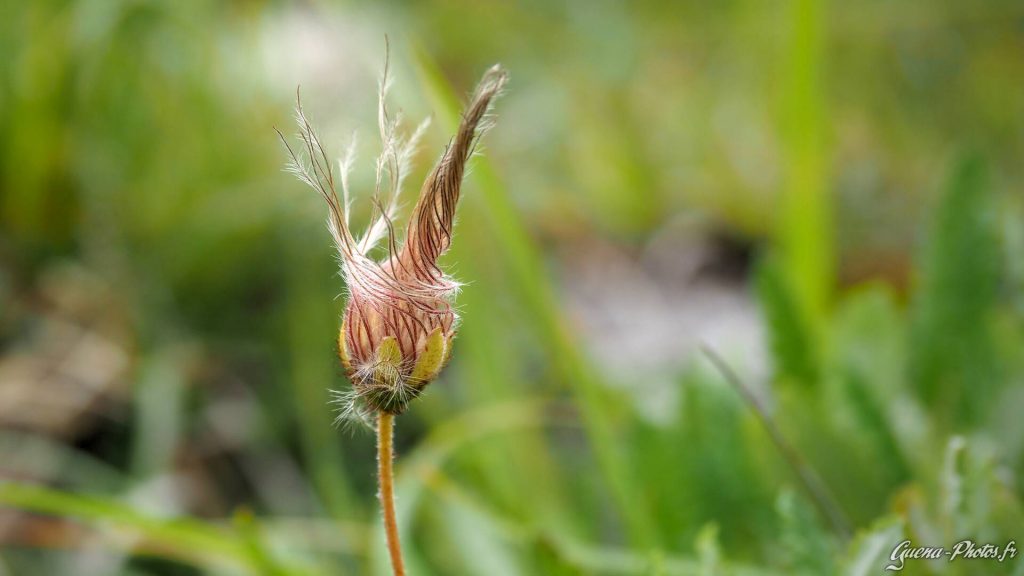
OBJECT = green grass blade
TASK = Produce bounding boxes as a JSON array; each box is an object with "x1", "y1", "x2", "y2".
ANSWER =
[
  {"x1": 410, "y1": 46, "x2": 657, "y2": 548},
  {"x1": 779, "y1": 0, "x2": 833, "y2": 333},
  {"x1": 0, "y1": 482, "x2": 253, "y2": 571}
]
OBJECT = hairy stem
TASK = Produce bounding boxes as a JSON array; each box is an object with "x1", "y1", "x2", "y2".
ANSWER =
[{"x1": 377, "y1": 411, "x2": 405, "y2": 575}]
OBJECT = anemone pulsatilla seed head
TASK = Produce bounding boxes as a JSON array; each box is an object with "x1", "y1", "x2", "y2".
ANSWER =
[{"x1": 279, "y1": 59, "x2": 508, "y2": 417}]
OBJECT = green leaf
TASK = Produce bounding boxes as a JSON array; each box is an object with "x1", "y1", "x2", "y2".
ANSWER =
[
  {"x1": 776, "y1": 489, "x2": 836, "y2": 576},
  {"x1": 908, "y1": 154, "x2": 1001, "y2": 427},
  {"x1": 839, "y1": 516, "x2": 905, "y2": 576},
  {"x1": 755, "y1": 258, "x2": 819, "y2": 386}
]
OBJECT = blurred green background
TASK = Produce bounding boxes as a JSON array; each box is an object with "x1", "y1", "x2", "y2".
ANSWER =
[{"x1": 1, "y1": 1, "x2": 1023, "y2": 575}]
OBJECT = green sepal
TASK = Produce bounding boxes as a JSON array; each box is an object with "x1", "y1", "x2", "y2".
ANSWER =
[
  {"x1": 411, "y1": 327, "x2": 447, "y2": 387},
  {"x1": 374, "y1": 336, "x2": 403, "y2": 386},
  {"x1": 337, "y1": 321, "x2": 352, "y2": 373}
]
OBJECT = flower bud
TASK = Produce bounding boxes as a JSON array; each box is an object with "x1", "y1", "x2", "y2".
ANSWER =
[
  {"x1": 338, "y1": 298, "x2": 454, "y2": 414},
  {"x1": 281, "y1": 60, "x2": 507, "y2": 418}
]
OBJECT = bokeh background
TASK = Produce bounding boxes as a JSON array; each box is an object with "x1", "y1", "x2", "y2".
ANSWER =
[{"x1": 2, "y1": 1, "x2": 1023, "y2": 575}]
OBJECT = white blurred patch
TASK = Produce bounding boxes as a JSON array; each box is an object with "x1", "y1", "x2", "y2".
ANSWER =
[{"x1": 559, "y1": 217, "x2": 768, "y2": 424}]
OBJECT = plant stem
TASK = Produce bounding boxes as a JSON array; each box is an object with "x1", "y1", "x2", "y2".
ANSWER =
[
  {"x1": 377, "y1": 411, "x2": 405, "y2": 576},
  {"x1": 700, "y1": 345, "x2": 852, "y2": 540}
]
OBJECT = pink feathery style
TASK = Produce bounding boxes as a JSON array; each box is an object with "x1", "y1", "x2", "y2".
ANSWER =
[{"x1": 278, "y1": 59, "x2": 508, "y2": 419}]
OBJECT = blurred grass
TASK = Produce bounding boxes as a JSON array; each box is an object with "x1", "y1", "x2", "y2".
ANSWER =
[
  {"x1": 779, "y1": 0, "x2": 832, "y2": 338},
  {"x1": 0, "y1": 482, "x2": 284, "y2": 574},
  {"x1": 413, "y1": 44, "x2": 658, "y2": 551},
  {"x1": 1, "y1": 1, "x2": 1023, "y2": 576}
]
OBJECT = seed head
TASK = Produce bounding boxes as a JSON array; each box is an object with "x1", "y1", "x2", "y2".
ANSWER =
[{"x1": 279, "y1": 56, "x2": 508, "y2": 419}]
